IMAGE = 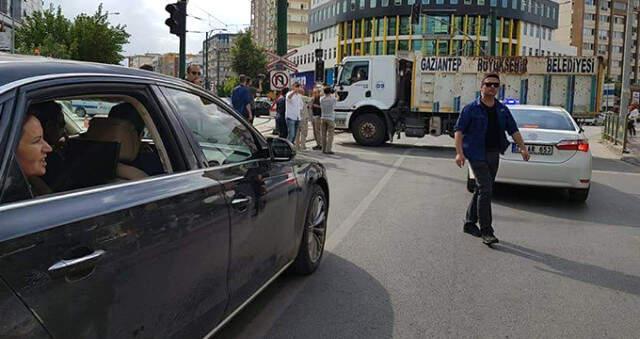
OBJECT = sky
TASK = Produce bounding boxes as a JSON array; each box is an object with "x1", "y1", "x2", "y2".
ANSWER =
[{"x1": 43, "y1": 0, "x2": 251, "y2": 58}]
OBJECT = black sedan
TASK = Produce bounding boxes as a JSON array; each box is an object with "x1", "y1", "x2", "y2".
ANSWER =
[{"x1": 0, "y1": 54, "x2": 329, "y2": 338}]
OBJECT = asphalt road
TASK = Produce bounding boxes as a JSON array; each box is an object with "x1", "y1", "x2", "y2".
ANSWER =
[{"x1": 217, "y1": 126, "x2": 640, "y2": 338}]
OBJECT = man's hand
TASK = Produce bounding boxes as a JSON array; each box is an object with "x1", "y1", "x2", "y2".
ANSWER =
[
  {"x1": 455, "y1": 153, "x2": 466, "y2": 168},
  {"x1": 520, "y1": 148, "x2": 530, "y2": 161}
]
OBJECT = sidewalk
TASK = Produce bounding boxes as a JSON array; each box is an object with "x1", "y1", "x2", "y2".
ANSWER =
[
  {"x1": 591, "y1": 125, "x2": 640, "y2": 166},
  {"x1": 623, "y1": 134, "x2": 640, "y2": 166}
]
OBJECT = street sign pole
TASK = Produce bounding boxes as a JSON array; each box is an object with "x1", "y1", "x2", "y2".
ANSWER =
[{"x1": 276, "y1": 0, "x2": 287, "y2": 56}]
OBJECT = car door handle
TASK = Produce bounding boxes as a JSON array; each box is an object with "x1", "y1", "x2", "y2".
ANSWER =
[
  {"x1": 48, "y1": 249, "x2": 105, "y2": 279},
  {"x1": 231, "y1": 196, "x2": 252, "y2": 211}
]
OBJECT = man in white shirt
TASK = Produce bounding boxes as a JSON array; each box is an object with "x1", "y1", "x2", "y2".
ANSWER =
[
  {"x1": 285, "y1": 82, "x2": 304, "y2": 143},
  {"x1": 628, "y1": 104, "x2": 638, "y2": 138}
]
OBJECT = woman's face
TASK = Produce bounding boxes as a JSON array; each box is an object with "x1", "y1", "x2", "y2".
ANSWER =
[{"x1": 17, "y1": 116, "x2": 52, "y2": 177}]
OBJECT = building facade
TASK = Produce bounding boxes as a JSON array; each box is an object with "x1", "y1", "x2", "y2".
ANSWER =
[
  {"x1": 563, "y1": 0, "x2": 640, "y2": 84},
  {"x1": 128, "y1": 53, "x2": 161, "y2": 69},
  {"x1": 204, "y1": 33, "x2": 238, "y2": 89},
  {"x1": 290, "y1": 0, "x2": 576, "y2": 85},
  {"x1": 251, "y1": 0, "x2": 311, "y2": 50},
  {"x1": 0, "y1": 0, "x2": 43, "y2": 52}
]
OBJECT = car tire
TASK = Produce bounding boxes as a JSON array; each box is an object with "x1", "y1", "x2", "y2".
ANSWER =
[
  {"x1": 290, "y1": 185, "x2": 327, "y2": 275},
  {"x1": 466, "y1": 173, "x2": 476, "y2": 193},
  {"x1": 352, "y1": 113, "x2": 386, "y2": 146},
  {"x1": 75, "y1": 107, "x2": 86, "y2": 117},
  {"x1": 568, "y1": 187, "x2": 589, "y2": 202}
]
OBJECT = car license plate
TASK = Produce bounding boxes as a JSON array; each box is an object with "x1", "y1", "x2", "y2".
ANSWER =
[{"x1": 512, "y1": 143, "x2": 554, "y2": 155}]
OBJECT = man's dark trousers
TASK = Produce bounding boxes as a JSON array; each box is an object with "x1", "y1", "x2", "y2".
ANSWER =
[{"x1": 466, "y1": 151, "x2": 500, "y2": 235}]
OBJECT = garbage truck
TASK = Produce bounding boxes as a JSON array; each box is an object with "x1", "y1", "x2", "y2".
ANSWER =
[{"x1": 332, "y1": 53, "x2": 605, "y2": 146}]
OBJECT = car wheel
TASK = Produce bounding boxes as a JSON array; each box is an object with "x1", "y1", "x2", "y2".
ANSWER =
[
  {"x1": 352, "y1": 113, "x2": 386, "y2": 146},
  {"x1": 466, "y1": 172, "x2": 476, "y2": 193},
  {"x1": 291, "y1": 185, "x2": 327, "y2": 275},
  {"x1": 75, "y1": 107, "x2": 86, "y2": 117},
  {"x1": 568, "y1": 187, "x2": 589, "y2": 202}
]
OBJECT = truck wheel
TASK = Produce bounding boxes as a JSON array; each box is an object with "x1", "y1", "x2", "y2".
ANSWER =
[
  {"x1": 352, "y1": 113, "x2": 386, "y2": 146},
  {"x1": 568, "y1": 187, "x2": 589, "y2": 202}
]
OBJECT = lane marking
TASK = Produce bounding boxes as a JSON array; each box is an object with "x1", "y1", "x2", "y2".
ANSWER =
[{"x1": 592, "y1": 170, "x2": 640, "y2": 176}]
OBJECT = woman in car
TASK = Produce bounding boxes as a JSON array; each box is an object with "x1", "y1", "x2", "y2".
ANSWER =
[{"x1": 16, "y1": 111, "x2": 53, "y2": 196}]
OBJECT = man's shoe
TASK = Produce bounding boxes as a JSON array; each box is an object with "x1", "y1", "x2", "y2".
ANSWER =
[
  {"x1": 313, "y1": 146, "x2": 322, "y2": 150},
  {"x1": 325, "y1": 151, "x2": 335, "y2": 155},
  {"x1": 482, "y1": 234, "x2": 499, "y2": 245},
  {"x1": 463, "y1": 223, "x2": 481, "y2": 237}
]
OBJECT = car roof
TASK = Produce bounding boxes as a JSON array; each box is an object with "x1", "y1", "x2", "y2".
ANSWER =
[
  {"x1": 0, "y1": 53, "x2": 189, "y2": 91},
  {"x1": 507, "y1": 104, "x2": 566, "y2": 112}
]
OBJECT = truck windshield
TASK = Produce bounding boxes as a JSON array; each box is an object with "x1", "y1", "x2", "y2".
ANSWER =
[
  {"x1": 510, "y1": 108, "x2": 577, "y2": 131},
  {"x1": 339, "y1": 61, "x2": 369, "y2": 86}
]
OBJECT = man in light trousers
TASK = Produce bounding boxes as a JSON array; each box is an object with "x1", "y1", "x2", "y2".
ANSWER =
[{"x1": 319, "y1": 86, "x2": 337, "y2": 154}]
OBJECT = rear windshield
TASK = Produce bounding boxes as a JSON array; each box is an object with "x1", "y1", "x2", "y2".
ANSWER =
[{"x1": 510, "y1": 109, "x2": 576, "y2": 131}]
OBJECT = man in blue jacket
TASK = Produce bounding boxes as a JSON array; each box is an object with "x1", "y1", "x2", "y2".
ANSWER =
[{"x1": 454, "y1": 73, "x2": 530, "y2": 245}]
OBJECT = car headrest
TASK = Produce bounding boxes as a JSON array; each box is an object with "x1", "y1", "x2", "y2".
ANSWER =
[{"x1": 85, "y1": 117, "x2": 140, "y2": 162}]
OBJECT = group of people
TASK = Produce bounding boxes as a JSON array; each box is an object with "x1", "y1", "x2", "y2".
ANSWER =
[{"x1": 274, "y1": 83, "x2": 337, "y2": 154}]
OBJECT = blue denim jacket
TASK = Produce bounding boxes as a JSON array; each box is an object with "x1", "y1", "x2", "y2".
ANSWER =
[{"x1": 454, "y1": 98, "x2": 519, "y2": 161}]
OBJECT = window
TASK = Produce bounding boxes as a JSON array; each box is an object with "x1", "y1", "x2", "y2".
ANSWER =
[
  {"x1": 409, "y1": 0, "x2": 416, "y2": 3},
  {"x1": 490, "y1": 0, "x2": 497, "y2": 7},
  {"x1": 388, "y1": 16, "x2": 397, "y2": 35},
  {"x1": 395, "y1": 0, "x2": 402, "y2": 4},
  {"x1": 510, "y1": 108, "x2": 577, "y2": 131},
  {"x1": 614, "y1": 1, "x2": 626, "y2": 10},
  {"x1": 436, "y1": 0, "x2": 444, "y2": 4},
  {"x1": 164, "y1": 89, "x2": 258, "y2": 166},
  {"x1": 338, "y1": 61, "x2": 369, "y2": 85},
  {"x1": 360, "y1": 0, "x2": 365, "y2": 8},
  {"x1": 400, "y1": 16, "x2": 411, "y2": 35},
  {"x1": 512, "y1": 0, "x2": 518, "y2": 9},
  {"x1": 382, "y1": 0, "x2": 389, "y2": 6},
  {"x1": 501, "y1": 0, "x2": 507, "y2": 8},
  {"x1": 523, "y1": 22, "x2": 528, "y2": 35},
  {"x1": 427, "y1": 15, "x2": 450, "y2": 34},
  {"x1": 613, "y1": 31, "x2": 624, "y2": 39},
  {"x1": 465, "y1": 0, "x2": 472, "y2": 4},
  {"x1": 371, "y1": 0, "x2": 377, "y2": 8}
]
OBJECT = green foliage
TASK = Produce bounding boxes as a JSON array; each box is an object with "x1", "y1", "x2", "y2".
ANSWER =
[
  {"x1": 219, "y1": 77, "x2": 239, "y2": 97},
  {"x1": 230, "y1": 31, "x2": 267, "y2": 79},
  {"x1": 15, "y1": 4, "x2": 130, "y2": 64}
]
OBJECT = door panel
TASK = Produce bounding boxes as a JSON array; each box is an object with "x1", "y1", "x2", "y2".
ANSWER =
[
  {"x1": 204, "y1": 159, "x2": 298, "y2": 314},
  {"x1": 0, "y1": 171, "x2": 230, "y2": 338}
]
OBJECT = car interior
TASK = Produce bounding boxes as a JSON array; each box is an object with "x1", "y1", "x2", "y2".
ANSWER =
[{"x1": 25, "y1": 95, "x2": 173, "y2": 196}]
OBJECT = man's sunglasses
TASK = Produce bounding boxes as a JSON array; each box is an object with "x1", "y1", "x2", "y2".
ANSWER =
[
  {"x1": 190, "y1": 71, "x2": 202, "y2": 76},
  {"x1": 483, "y1": 82, "x2": 500, "y2": 88}
]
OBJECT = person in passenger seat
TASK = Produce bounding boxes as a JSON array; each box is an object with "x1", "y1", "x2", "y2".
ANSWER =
[
  {"x1": 30, "y1": 101, "x2": 67, "y2": 191},
  {"x1": 17, "y1": 110, "x2": 53, "y2": 196},
  {"x1": 109, "y1": 103, "x2": 164, "y2": 175}
]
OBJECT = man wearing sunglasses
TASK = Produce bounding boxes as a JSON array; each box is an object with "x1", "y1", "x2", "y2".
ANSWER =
[
  {"x1": 186, "y1": 64, "x2": 203, "y2": 86},
  {"x1": 454, "y1": 73, "x2": 530, "y2": 246}
]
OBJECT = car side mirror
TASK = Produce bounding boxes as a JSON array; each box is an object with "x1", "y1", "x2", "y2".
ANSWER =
[{"x1": 268, "y1": 137, "x2": 296, "y2": 161}]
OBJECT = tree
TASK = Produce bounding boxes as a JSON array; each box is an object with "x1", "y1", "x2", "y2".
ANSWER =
[
  {"x1": 218, "y1": 77, "x2": 239, "y2": 97},
  {"x1": 230, "y1": 30, "x2": 267, "y2": 80},
  {"x1": 15, "y1": 4, "x2": 130, "y2": 64}
]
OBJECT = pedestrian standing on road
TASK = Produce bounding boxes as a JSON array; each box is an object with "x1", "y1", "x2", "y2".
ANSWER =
[
  {"x1": 627, "y1": 104, "x2": 638, "y2": 138},
  {"x1": 311, "y1": 88, "x2": 323, "y2": 150},
  {"x1": 296, "y1": 90, "x2": 312, "y2": 151},
  {"x1": 231, "y1": 74, "x2": 253, "y2": 122},
  {"x1": 320, "y1": 86, "x2": 337, "y2": 154},
  {"x1": 186, "y1": 64, "x2": 203, "y2": 86},
  {"x1": 454, "y1": 73, "x2": 530, "y2": 245},
  {"x1": 285, "y1": 83, "x2": 304, "y2": 143},
  {"x1": 275, "y1": 88, "x2": 288, "y2": 139}
]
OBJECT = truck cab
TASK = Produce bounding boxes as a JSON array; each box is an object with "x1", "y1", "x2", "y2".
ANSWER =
[{"x1": 334, "y1": 55, "x2": 413, "y2": 145}]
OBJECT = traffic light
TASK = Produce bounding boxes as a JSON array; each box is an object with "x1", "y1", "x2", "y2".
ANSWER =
[
  {"x1": 165, "y1": 1, "x2": 186, "y2": 37},
  {"x1": 411, "y1": 1, "x2": 422, "y2": 25},
  {"x1": 315, "y1": 60, "x2": 325, "y2": 82}
]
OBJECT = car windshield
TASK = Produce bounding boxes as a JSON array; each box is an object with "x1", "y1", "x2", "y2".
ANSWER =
[{"x1": 510, "y1": 108, "x2": 576, "y2": 131}]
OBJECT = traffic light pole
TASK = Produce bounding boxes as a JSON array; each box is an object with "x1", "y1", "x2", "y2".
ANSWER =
[
  {"x1": 276, "y1": 0, "x2": 287, "y2": 56},
  {"x1": 178, "y1": 0, "x2": 187, "y2": 79}
]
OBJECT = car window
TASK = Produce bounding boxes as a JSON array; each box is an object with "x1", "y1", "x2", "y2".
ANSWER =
[
  {"x1": 1, "y1": 94, "x2": 172, "y2": 205},
  {"x1": 163, "y1": 88, "x2": 259, "y2": 166},
  {"x1": 339, "y1": 61, "x2": 369, "y2": 86},
  {"x1": 510, "y1": 109, "x2": 577, "y2": 131}
]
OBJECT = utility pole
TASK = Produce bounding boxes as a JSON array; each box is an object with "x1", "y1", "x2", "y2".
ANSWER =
[
  {"x1": 276, "y1": 0, "x2": 287, "y2": 56},
  {"x1": 10, "y1": 1, "x2": 15, "y2": 54},
  {"x1": 619, "y1": 0, "x2": 635, "y2": 151},
  {"x1": 204, "y1": 31, "x2": 209, "y2": 90}
]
